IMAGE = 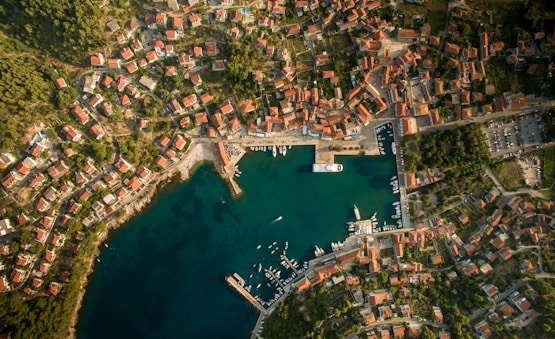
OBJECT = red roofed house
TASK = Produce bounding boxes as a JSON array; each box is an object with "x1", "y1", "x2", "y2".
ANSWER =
[
  {"x1": 173, "y1": 135, "x2": 187, "y2": 150},
  {"x1": 368, "y1": 289, "x2": 391, "y2": 306},
  {"x1": 55, "y1": 77, "x2": 68, "y2": 89}
]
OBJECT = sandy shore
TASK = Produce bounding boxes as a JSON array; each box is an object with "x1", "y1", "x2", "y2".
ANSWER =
[{"x1": 177, "y1": 143, "x2": 219, "y2": 181}]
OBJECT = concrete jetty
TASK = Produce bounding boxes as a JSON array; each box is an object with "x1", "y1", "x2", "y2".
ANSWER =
[
  {"x1": 225, "y1": 274, "x2": 266, "y2": 314},
  {"x1": 279, "y1": 254, "x2": 299, "y2": 275},
  {"x1": 264, "y1": 268, "x2": 286, "y2": 290}
]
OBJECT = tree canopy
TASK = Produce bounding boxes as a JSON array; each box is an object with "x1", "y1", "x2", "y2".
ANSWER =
[{"x1": 0, "y1": 0, "x2": 106, "y2": 63}]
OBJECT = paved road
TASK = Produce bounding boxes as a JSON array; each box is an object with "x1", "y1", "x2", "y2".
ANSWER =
[
  {"x1": 360, "y1": 316, "x2": 449, "y2": 331},
  {"x1": 419, "y1": 100, "x2": 555, "y2": 134}
]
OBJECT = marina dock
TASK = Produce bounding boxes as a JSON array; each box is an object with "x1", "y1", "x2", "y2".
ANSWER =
[
  {"x1": 280, "y1": 254, "x2": 299, "y2": 275},
  {"x1": 225, "y1": 274, "x2": 267, "y2": 314},
  {"x1": 264, "y1": 268, "x2": 287, "y2": 291}
]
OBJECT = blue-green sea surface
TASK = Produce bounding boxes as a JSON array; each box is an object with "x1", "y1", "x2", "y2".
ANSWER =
[{"x1": 78, "y1": 145, "x2": 397, "y2": 338}]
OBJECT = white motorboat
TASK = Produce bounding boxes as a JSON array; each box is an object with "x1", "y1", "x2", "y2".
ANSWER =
[{"x1": 354, "y1": 204, "x2": 361, "y2": 221}]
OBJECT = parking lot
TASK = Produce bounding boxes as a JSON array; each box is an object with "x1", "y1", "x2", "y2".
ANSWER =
[{"x1": 482, "y1": 112, "x2": 546, "y2": 159}]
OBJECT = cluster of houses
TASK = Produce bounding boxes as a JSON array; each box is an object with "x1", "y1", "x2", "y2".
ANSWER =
[
  {"x1": 87, "y1": 0, "x2": 555, "y2": 145},
  {"x1": 289, "y1": 182, "x2": 553, "y2": 337},
  {"x1": 2, "y1": 0, "x2": 555, "y2": 333},
  {"x1": 0, "y1": 119, "x2": 193, "y2": 296}
]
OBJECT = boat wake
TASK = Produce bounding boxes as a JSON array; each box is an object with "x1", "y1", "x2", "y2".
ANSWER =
[{"x1": 272, "y1": 216, "x2": 283, "y2": 223}]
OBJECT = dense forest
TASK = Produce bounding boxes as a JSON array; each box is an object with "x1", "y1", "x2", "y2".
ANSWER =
[
  {"x1": 0, "y1": 36, "x2": 59, "y2": 149},
  {"x1": 263, "y1": 283, "x2": 361, "y2": 339},
  {"x1": 402, "y1": 124, "x2": 489, "y2": 173},
  {"x1": 0, "y1": 0, "x2": 106, "y2": 64}
]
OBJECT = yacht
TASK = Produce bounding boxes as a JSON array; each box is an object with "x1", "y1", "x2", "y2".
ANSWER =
[
  {"x1": 313, "y1": 163, "x2": 343, "y2": 173},
  {"x1": 353, "y1": 204, "x2": 361, "y2": 221},
  {"x1": 272, "y1": 146, "x2": 277, "y2": 157}
]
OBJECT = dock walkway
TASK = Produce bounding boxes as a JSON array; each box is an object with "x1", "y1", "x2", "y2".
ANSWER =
[{"x1": 225, "y1": 275, "x2": 267, "y2": 314}]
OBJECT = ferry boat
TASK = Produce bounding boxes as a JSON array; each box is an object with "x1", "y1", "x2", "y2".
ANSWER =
[
  {"x1": 353, "y1": 204, "x2": 361, "y2": 221},
  {"x1": 313, "y1": 163, "x2": 343, "y2": 173}
]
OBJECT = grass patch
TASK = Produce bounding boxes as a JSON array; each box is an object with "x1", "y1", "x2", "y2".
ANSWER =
[
  {"x1": 491, "y1": 159, "x2": 524, "y2": 191},
  {"x1": 290, "y1": 36, "x2": 306, "y2": 54},
  {"x1": 399, "y1": 3, "x2": 427, "y2": 17},
  {"x1": 330, "y1": 33, "x2": 352, "y2": 52},
  {"x1": 425, "y1": 0, "x2": 448, "y2": 34},
  {"x1": 518, "y1": 64, "x2": 547, "y2": 96},
  {"x1": 488, "y1": 59, "x2": 512, "y2": 93},
  {"x1": 542, "y1": 146, "x2": 555, "y2": 187}
]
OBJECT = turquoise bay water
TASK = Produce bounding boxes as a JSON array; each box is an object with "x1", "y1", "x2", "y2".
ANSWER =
[{"x1": 78, "y1": 144, "x2": 397, "y2": 338}]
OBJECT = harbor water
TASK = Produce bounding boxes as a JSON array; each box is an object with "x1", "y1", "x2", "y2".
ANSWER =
[{"x1": 77, "y1": 143, "x2": 398, "y2": 338}]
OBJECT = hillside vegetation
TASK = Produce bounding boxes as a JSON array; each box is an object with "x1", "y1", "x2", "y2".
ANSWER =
[{"x1": 0, "y1": 0, "x2": 106, "y2": 64}]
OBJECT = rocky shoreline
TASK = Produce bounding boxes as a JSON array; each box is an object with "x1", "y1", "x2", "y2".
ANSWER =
[{"x1": 66, "y1": 142, "x2": 231, "y2": 338}]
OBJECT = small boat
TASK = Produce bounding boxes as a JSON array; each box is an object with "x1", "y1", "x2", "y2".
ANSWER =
[
  {"x1": 272, "y1": 216, "x2": 283, "y2": 223},
  {"x1": 258, "y1": 264, "x2": 262, "y2": 272},
  {"x1": 354, "y1": 204, "x2": 361, "y2": 221},
  {"x1": 256, "y1": 283, "x2": 262, "y2": 288},
  {"x1": 96, "y1": 258, "x2": 100, "y2": 262},
  {"x1": 256, "y1": 245, "x2": 261, "y2": 250},
  {"x1": 272, "y1": 146, "x2": 277, "y2": 157},
  {"x1": 282, "y1": 146, "x2": 287, "y2": 156},
  {"x1": 273, "y1": 241, "x2": 277, "y2": 246},
  {"x1": 104, "y1": 243, "x2": 108, "y2": 248}
]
